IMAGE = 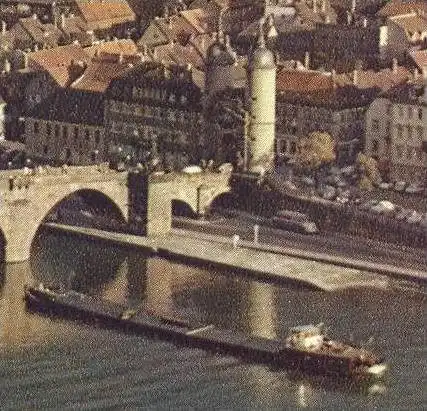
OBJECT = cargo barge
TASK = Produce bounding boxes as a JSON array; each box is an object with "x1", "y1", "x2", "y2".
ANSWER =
[{"x1": 24, "y1": 284, "x2": 387, "y2": 379}]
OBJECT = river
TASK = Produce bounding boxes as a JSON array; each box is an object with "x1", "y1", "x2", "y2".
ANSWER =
[{"x1": 0, "y1": 228, "x2": 425, "y2": 410}]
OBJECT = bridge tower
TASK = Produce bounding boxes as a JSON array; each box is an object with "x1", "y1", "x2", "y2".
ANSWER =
[{"x1": 248, "y1": 18, "x2": 276, "y2": 173}]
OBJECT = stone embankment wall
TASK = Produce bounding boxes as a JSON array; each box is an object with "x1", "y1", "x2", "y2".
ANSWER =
[{"x1": 232, "y1": 178, "x2": 425, "y2": 249}]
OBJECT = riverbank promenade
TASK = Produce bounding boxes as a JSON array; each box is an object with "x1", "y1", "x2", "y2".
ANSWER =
[{"x1": 42, "y1": 223, "x2": 418, "y2": 291}]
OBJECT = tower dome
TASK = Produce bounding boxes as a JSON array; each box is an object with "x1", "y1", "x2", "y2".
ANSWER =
[
  {"x1": 251, "y1": 19, "x2": 275, "y2": 69},
  {"x1": 205, "y1": 11, "x2": 238, "y2": 97}
]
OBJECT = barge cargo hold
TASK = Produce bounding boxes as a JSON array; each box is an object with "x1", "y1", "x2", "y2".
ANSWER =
[{"x1": 24, "y1": 284, "x2": 387, "y2": 379}]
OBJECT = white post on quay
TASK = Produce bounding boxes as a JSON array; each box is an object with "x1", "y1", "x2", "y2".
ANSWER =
[
  {"x1": 253, "y1": 224, "x2": 259, "y2": 244},
  {"x1": 232, "y1": 234, "x2": 240, "y2": 249}
]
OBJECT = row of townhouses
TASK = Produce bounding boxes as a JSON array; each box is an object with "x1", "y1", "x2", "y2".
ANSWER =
[{"x1": 0, "y1": 0, "x2": 426, "y2": 184}]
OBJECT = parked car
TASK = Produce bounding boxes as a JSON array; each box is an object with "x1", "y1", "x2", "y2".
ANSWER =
[
  {"x1": 405, "y1": 183, "x2": 424, "y2": 194},
  {"x1": 370, "y1": 200, "x2": 396, "y2": 214},
  {"x1": 393, "y1": 181, "x2": 407, "y2": 192},
  {"x1": 378, "y1": 182, "x2": 393, "y2": 190},
  {"x1": 271, "y1": 210, "x2": 319, "y2": 234},
  {"x1": 182, "y1": 165, "x2": 203, "y2": 174}
]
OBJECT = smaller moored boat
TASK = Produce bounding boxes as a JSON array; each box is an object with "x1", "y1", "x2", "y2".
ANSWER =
[
  {"x1": 24, "y1": 284, "x2": 387, "y2": 379},
  {"x1": 282, "y1": 323, "x2": 388, "y2": 378}
]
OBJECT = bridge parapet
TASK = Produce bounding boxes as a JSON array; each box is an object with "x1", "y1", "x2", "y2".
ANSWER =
[{"x1": 0, "y1": 166, "x2": 233, "y2": 262}]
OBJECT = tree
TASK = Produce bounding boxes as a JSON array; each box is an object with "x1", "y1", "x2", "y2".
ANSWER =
[
  {"x1": 355, "y1": 152, "x2": 382, "y2": 190},
  {"x1": 294, "y1": 131, "x2": 336, "y2": 173}
]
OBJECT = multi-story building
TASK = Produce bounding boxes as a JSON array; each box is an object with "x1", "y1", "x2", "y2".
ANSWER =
[
  {"x1": 275, "y1": 69, "x2": 376, "y2": 165},
  {"x1": 238, "y1": 4, "x2": 384, "y2": 72},
  {"x1": 365, "y1": 79, "x2": 427, "y2": 184},
  {"x1": 23, "y1": 88, "x2": 106, "y2": 165},
  {"x1": 104, "y1": 61, "x2": 204, "y2": 170}
]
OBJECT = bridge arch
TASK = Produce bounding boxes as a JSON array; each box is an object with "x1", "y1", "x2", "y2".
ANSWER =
[{"x1": 0, "y1": 170, "x2": 129, "y2": 262}]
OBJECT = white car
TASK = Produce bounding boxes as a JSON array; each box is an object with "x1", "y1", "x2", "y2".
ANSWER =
[
  {"x1": 405, "y1": 184, "x2": 424, "y2": 194},
  {"x1": 182, "y1": 165, "x2": 203, "y2": 174},
  {"x1": 394, "y1": 181, "x2": 407, "y2": 192},
  {"x1": 370, "y1": 200, "x2": 395, "y2": 214}
]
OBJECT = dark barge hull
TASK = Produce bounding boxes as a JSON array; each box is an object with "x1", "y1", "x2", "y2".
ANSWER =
[{"x1": 24, "y1": 286, "x2": 384, "y2": 378}]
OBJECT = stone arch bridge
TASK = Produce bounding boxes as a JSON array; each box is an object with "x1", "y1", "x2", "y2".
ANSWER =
[{"x1": 0, "y1": 165, "x2": 232, "y2": 262}]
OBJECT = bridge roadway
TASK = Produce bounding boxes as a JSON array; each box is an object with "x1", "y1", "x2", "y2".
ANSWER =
[
  {"x1": 42, "y1": 222, "x2": 405, "y2": 292},
  {"x1": 0, "y1": 164, "x2": 231, "y2": 262}
]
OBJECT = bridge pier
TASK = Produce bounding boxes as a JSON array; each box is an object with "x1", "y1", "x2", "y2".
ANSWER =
[
  {"x1": 4, "y1": 232, "x2": 32, "y2": 263},
  {"x1": 0, "y1": 167, "x2": 231, "y2": 262}
]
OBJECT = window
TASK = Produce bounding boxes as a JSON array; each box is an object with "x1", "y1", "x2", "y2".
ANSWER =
[
  {"x1": 371, "y1": 119, "x2": 380, "y2": 131},
  {"x1": 94, "y1": 130, "x2": 101, "y2": 145},
  {"x1": 418, "y1": 108, "x2": 423, "y2": 120},
  {"x1": 74, "y1": 126, "x2": 78, "y2": 141},
  {"x1": 85, "y1": 129, "x2": 90, "y2": 140},
  {"x1": 290, "y1": 141, "x2": 297, "y2": 154},
  {"x1": 396, "y1": 124, "x2": 403, "y2": 139},
  {"x1": 46, "y1": 122, "x2": 51, "y2": 136},
  {"x1": 66, "y1": 148, "x2": 71, "y2": 159},
  {"x1": 43, "y1": 145, "x2": 48, "y2": 155},
  {"x1": 372, "y1": 140, "x2": 379, "y2": 152},
  {"x1": 34, "y1": 121, "x2": 39, "y2": 133},
  {"x1": 55, "y1": 124, "x2": 60, "y2": 137},
  {"x1": 62, "y1": 125, "x2": 68, "y2": 140},
  {"x1": 278, "y1": 139, "x2": 287, "y2": 154}
]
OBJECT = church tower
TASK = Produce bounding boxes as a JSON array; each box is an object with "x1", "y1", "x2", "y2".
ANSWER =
[{"x1": 248, "y1": 19, "x2": 276, "y2": 172}]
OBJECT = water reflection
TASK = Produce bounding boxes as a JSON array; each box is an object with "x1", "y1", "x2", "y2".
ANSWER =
[
  {"x1": 1, "y1": 227, "x2": 425, "y2": 408},
  {"x1": 30, "y1": 228, "x2": 127, "y2": 293}
]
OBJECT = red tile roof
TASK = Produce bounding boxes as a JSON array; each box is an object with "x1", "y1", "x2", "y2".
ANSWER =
[
  {"x1": 84, "y1": 38, "x2": 138, "y2": 58},
  {"x1": 377, "y1": 0, "x2": 427, "y2": 17},
  {"x1": 27, "y1": 44, "x2": 91, "y2": 87},
  {"x1": 276, "y1": 69, "x2": 334, "y2": 93},
  {"x1": 75, "y1": 0, "x2": 136, "y2": 29},
  {"x1": 335, "y1": 66, "x2": 412, "y2": 92},
  {"x1": 70, "y1": 58, "x2": 136, "y2": 92},
  {"x1": 409, "y1": 49, "x2": 427, "y2": 70}
]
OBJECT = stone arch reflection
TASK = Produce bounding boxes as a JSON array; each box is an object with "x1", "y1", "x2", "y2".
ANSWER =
[{"x1": 29, "y1": 228, "x2": 127, "y2": 294}]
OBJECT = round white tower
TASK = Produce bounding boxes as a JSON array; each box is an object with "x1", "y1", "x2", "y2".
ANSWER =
[{"x1": 248, "y1": 19, "x2": 276, "y2": 172}]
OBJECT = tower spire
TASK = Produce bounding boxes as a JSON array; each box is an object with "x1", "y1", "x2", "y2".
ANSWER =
[
  {"x1": 217, "y1": 9, "x2": 224, "y2": 43},
  {"x1": 257, "y1": 18, "x2": 266, "y2": 48}
]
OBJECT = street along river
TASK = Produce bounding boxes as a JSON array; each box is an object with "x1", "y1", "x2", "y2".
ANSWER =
[{"x1": 0, "y1": 227, "x2": 425, "y2": 409}]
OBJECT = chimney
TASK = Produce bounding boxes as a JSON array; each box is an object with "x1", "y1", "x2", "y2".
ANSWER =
[
  {"x1": 23, "y1": 53, "x2": 28, "y2": 69},
  {"x1": 118, "y1": 52, "x2": 124, "y2": 63},
  {"x1": 362, "y1": 18, "x2": 367, "y2": 28},
  {"x1": 413, "y1": 67, "x2": 419, "y2": 80},
  {"x1": 351, "y1": 0, "x2": 356, "y2": 14},
  {"x1": 331, "y1": 69, "x2": 337, "y2": 88},
  {"x1": 352, "y1": 69, "x2": 358, "y2": 85},
  {"x1": 33, "y1": 43, "x2": 39, "y2": 52},
  {"x1": 321, "y1": 0, "x2": 326, "y2": 13},
  {"x1": 304, "y1": 51, "x2": 310, "y2": 70},
  {"x1": 347, "y1": 11, "x2": 352, "y2": 25},
  {"x1": 3, "y1": 58, "x2": 11, "y2": 73},
  {"x1": 94, "y1": 48, "x2": 100, "y2": 57},
  {"x1": 422, "y1": 65, "x2": 427, "y2": 103},
  {"x1": 60, "y1": 13, "x2": 65, "y2": 29},
  {"x1": 32, "y1": 14, "x2": 37, "y2": 20},
  {"x1": 392, "y1": 58, "x2": 398, "y2": 74},
  {"x1": 1, "y1": 21, "x2": 6, "y2": 34},
  {"x1": 225, "y1": 34, "x2": 231, "y2": 50}
]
